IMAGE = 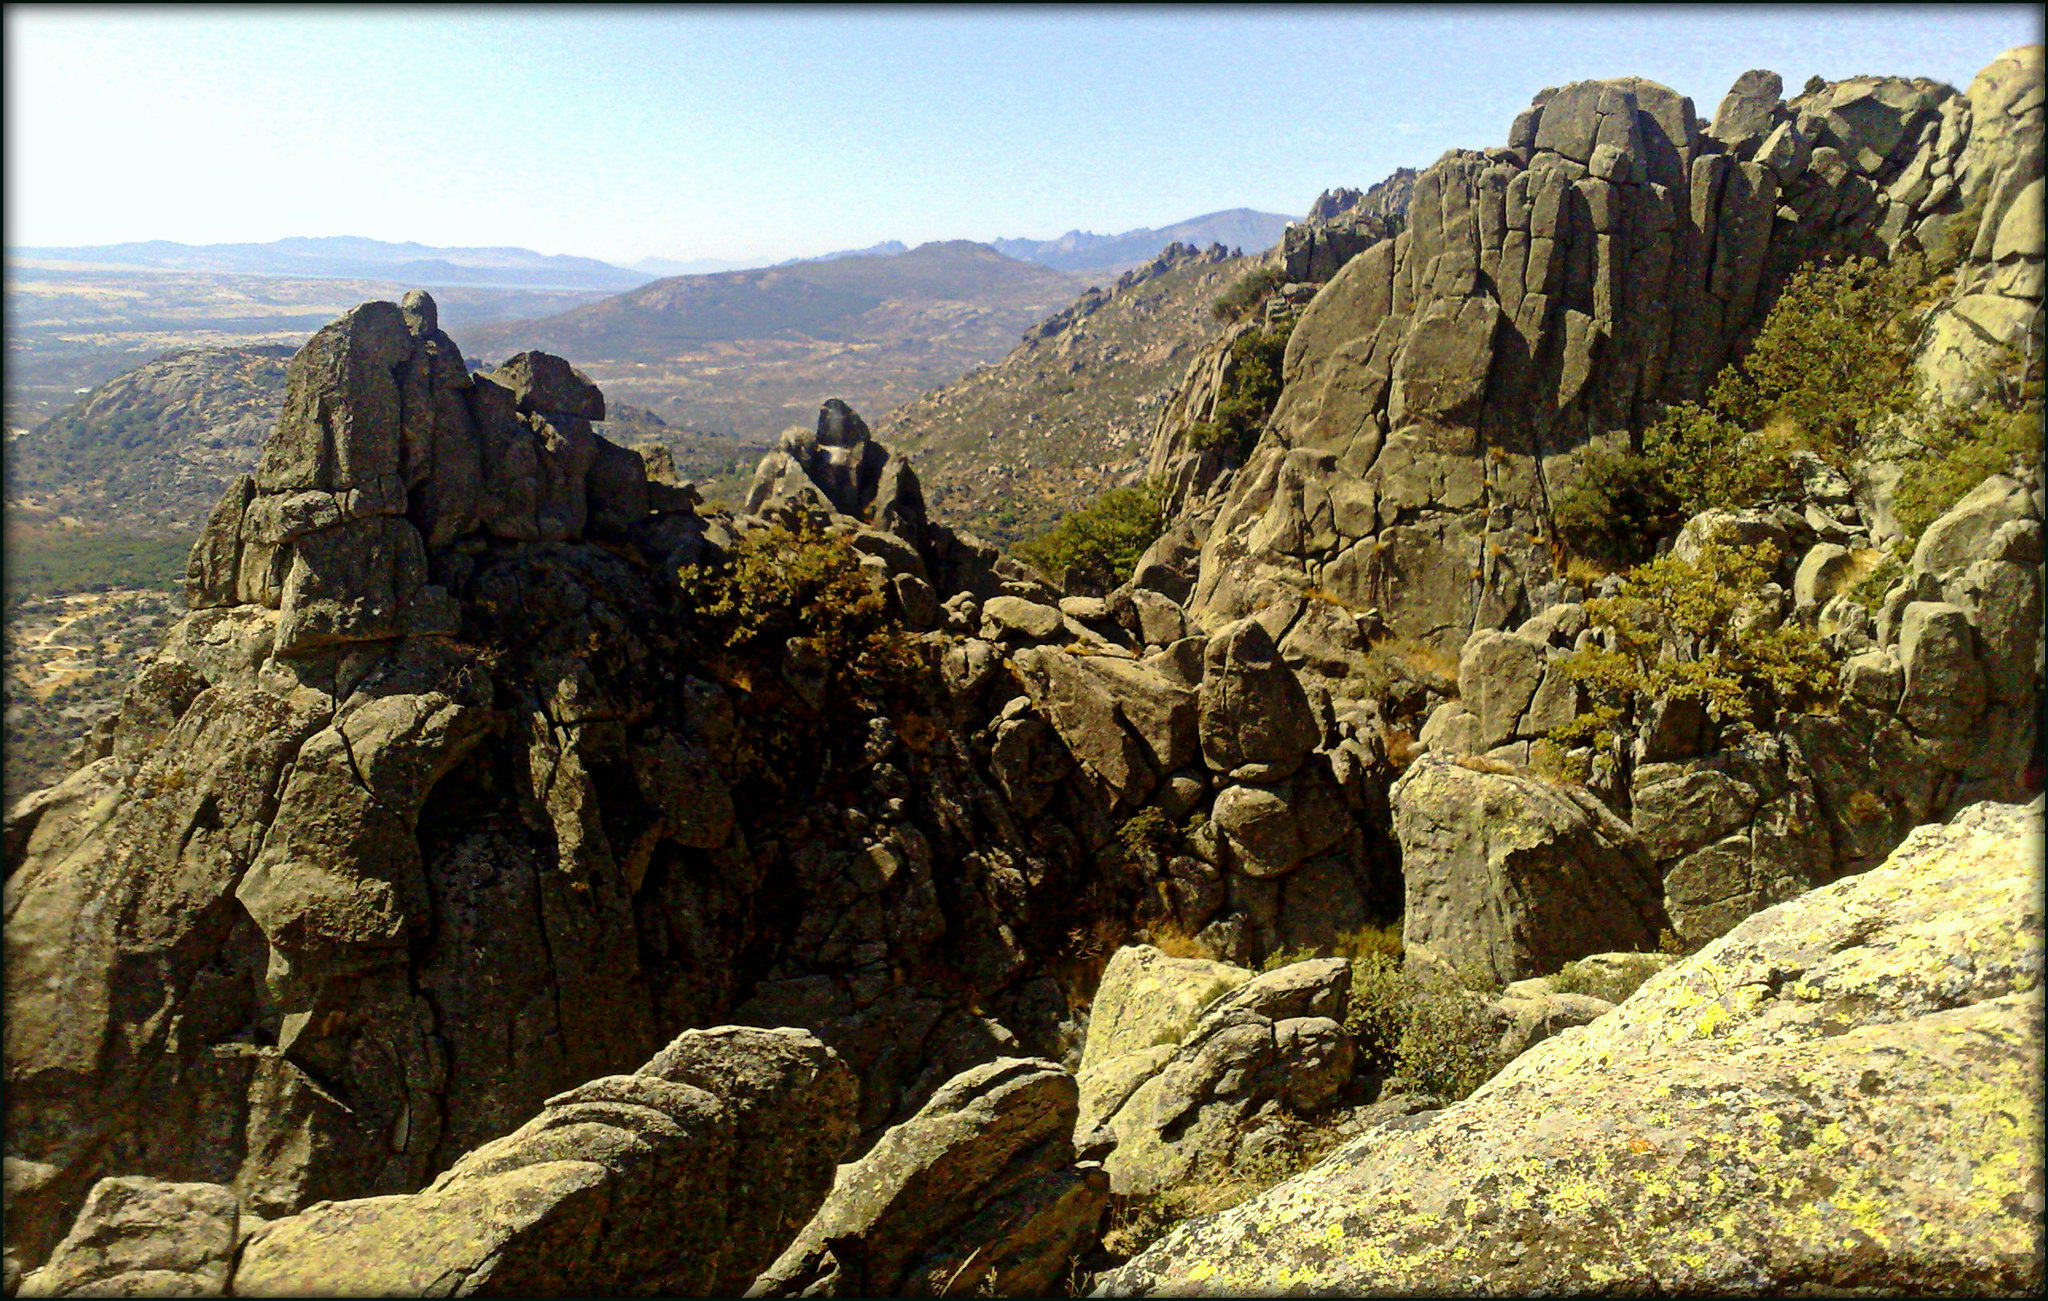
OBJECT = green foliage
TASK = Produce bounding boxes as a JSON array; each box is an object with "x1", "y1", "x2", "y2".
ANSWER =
[
  {"x1": 1844, "y1": 549, "x2": 1905, "y2": 610},
  {"x1": 4, "y1": 531, "x2": 193, "y2": 600},
  {"x1": 1011, "y1": 482, "x2": 1166, "y2": 591},
  {"x1": 1340, "y1": 946, "x2": 1507, "y2": 1102},
  {"x1": 1551, "y1": 953, "x2": 1668, "y2": 1005},
  {"x1": 1211, "y1": 265, "x2": 1285, "y2": 322},
  {"x1": 1884, "y1": 334, "x2": 2045, "y2": 548},
  {"x1": 1554, "y1": 253, "x2": 1932, "y2": 566},
  {"x1": 1549, "y1": 438, "x2": 1684, "y2": 569},
  {"x1": 681, "y1": 517, "x2": 922, "y2": 694},
  {"x1": 1258, "y1": 944, "x2": 1322, "y2": 973},
  {"x1": 1391, "y1": 964, "x2": 1512, "y2": 1101},
  {"x1": 1710, "y1": 255, "x2": 1922, "y2": 460},
  {"x1": 1185, "y1": 322, "x2": 1293, "y2": 462},
  {"x1": 1116, "y1": 806, "x2": 1181, "y2": 859},
  {"x1": 1556, "y1": 537, "x2": 1837, "y2": 747}
]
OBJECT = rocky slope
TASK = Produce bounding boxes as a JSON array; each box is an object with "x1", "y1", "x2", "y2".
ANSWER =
[
  {"x1": 1099, "y1": 796, "x2": 2045, "y2": 1295},
  {"x1": 879, "y1": 242, "x2": 1250, "y2": 545},
  {"x1": 6, "y1": 346, "x2": 295, "y2": 537},
  {"x1": 3, "y1": 47, "x2": 2042, "y2": 1299}
]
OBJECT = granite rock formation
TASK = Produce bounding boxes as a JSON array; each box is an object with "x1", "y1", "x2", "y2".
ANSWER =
[{"x1": 1096, "y1": 797, "x2": 2045, "y2": 1296}]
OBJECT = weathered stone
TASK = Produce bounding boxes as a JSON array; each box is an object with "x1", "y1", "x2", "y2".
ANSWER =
[
  {"x1": 1912, "y1": 473, "x2": 2039, "y2": 581},
  {"x1": 16, "y1": 1177, "x2": 240, "y2": 1298},
  {"x1": 1898, "y1": 601, "x2": 1988, "y2": 737},
  {"x1": 1458, "y1": 629, "x2": 1547, "y2": 749},
  {"x1": 1095, "y1": 959, "x2": 1352, "y2": 1197},
  {"x1": 1198, "y1": 619, "x2": 1320, "y2": 782},
  {"x1": 980, "y1": 595, "x2": 1064, "y2": 641},
  {"x1": 1078, "y1": 945, "x2": 1254, "y2": 1077},
  {"x1": 233, "y1": 1028, "x2": 854, "y2": 1297},
  {"x1": 749, "y1": 1058, "x2": 1104, "y2": 1299},
  {"x1": 1211, "y1": 779, "x2": 1348, "y2": 879},
  {"x1": 1098, "y1": 799, "x2": 2046, "y2": 1298},
  {"x1": 1394, "y1": 757, "x2": 1665, "y2": 983}
]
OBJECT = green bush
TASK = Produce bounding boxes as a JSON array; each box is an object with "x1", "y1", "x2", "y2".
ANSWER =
[
  {"x1": 1116, "y1": 806, "x2": 1180, "y2": 859},
  {"x1": 1341, "y1": 948, "x2": 1507, "y2": 1102},
  {"x1": 1553, "y1": 253, "x2": 1930, "y2": 566},
  {"x1": 682, "y1": 517, "x2": 921, "y2": 694},
  {"x1": 1710, "y1": 254, "x2": 1922, "y2": 463},
  {"x1": 1550, "y1": 438, "x2": 1685, "y2": 569},
  {"x1": 1185, "y1": 322, "x2": 1293, "y2": 462},
  {"x1": 1556, "y1": 536, "x2": 1837, "y2": 748},
  {"x1": 1884, "y1": 333, "x2": 2045, "y2": 548},
  {"x1": 1011, "y1": 482, "x2": 1166, "y2": 591},
  {"x1": 1551, "y1": 953, "x2": 1668, "y2": 1005},
  {"x1": 1211, "y1": 265, "x2": 1285, "y2": 322}
]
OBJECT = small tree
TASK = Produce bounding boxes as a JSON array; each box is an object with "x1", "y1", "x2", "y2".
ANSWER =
[
  {"x1": 1556, "y1": 538, "x2": 1836, "y2": 749},
  {"x1": 1012, "y1": 481, "x2": 1167, "y2": 591}
]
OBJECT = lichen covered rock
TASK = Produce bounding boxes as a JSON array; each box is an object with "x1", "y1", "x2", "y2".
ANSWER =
[{"x1": 1098, "y1": 798, "x2": 2045, "y2": 1296}]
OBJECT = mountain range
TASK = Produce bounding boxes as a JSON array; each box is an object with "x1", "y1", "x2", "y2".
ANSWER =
[
  {"x1": 11, "y1": 209, "x2": 1293, "y2": 295},
  {"x1": 988, "y1": 207, "x2": 1291, "y2": 270}
]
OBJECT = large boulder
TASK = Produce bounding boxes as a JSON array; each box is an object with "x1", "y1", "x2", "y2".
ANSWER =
[
  {"x1": 16, "y1": 1177, "x2": 242, "y2": 1298},
  {"x1": 748, "y1": 1058, "x2": 1106, "y2": 1298},
  {"x1": 1197, "y1": 618, "x2": 1320, "y2": 782},
  {"x1": 230, "y1": 1027, "x2": 854, "y2": 1297},
  {"x1": 1393, "y1": 757, "x2": 1666, "y2": 983},
  {"x1": 1094, "y1": 959, "x2": 1354, "y2": 1197},
  {"x1": 1098, "y1": 798, "x2": 2045, "y2": 1296}
]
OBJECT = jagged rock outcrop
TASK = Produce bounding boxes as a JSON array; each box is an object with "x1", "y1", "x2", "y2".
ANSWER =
[
  {"x1": 13, "y1": 1027, "x2": 855, "y2": 1297},
  {"x1": 1392, "y1": 756, "x2": 1666, "y2": 982},
  {"x1": 1281, "y1": 168, "x2": 1419, "y2": 283},
  {"x1": 749, "y1": 1058, "x2": 1106, "y2": 1298},
  {"x1": 1098, "y1": 798, "x2": 2045, "y2": 1296},
  {"x1": 2, "y1": 294, "x2": 1125, "y2": 1277},
  {"x1": 15, "y1": 1177, "x2": 242, "y2": 1298},
  {"x1": 222, "y1": 1026, "x2": 852, "y2": 1297},
  {"x1": 1155, "y1": 51, "x2": 2043, "y2": 657}
]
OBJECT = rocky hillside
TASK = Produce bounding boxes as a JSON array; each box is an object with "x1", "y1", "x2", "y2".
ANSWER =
[
  {"x1": 462, "y1": 240, "x2": 1095, "y2": 438},
  {"x1": 6, "y1": 346, "x2": 295, "y2": 537},
  {"x1": 878, "y1": 242, "x2": 1252, "y2": 545},
  {"x1": 4, "y1": 46, "x2": 2042, "y2": 1299}
]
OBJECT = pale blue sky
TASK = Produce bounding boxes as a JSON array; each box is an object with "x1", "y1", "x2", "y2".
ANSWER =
[{"x1": 6, "y1": 5, "x2": 2040, "y2": 265}]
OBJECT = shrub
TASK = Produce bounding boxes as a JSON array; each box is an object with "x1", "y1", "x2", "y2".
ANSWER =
[
  {"x1": 1708, "y1": 254, "x2": 1922, "y2": 463},
  {"x1": 1886, "y1": 336, "x2": 2044, "y2": 547},
  {"x1": 1553, "y1": 252, "x2": 1930, "y2": 567},
  {"x1": 1342, "y1": 947, "x2": 1507, "y2": 1102},
  {"x1": 1391, "y1": 963, "x2": 1511, "y2": 1101},
  {"x1": 1011, "y1": 482, "x2": 1166, "y2": 592},
  {"x1": 1556, "y1": 536, "x2": 1837, "y2": 748},
  {"x1": 1551, "y1": 953, "x2": 1668, "y2": 1004},
  {"x1": 1211, "y1": 265, "x2": 1285, "y2": 322},
  {"x1": 681, "y1": 517, "x2": 922, "y2": 696},
  {"x1": 1184, "y1": 322, "x2": 1293, "y2": 462},
  {"x1": 1117, "y1": 806, "x2": 1181, "y2": 859},
  {"x1": 1259, "y1": 944, "x2": 1321, "y2": 973}
]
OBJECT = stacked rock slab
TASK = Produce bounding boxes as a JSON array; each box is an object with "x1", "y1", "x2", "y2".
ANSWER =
[
  {"x1": 13, "y1": 1027, "x2": 855, "y2": 1297},
  {"x1": 1163, "y1": 55, "x2": 2042, "y2": 655},
  {"x1": 1098, "y1": 799, "x2": 2045, "y2": 1296},
  {"x1": 748, "y1": 1058, "x2": 1106, "y2": 1298}
]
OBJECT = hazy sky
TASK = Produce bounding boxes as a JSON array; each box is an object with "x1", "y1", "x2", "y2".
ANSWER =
[{"x1": 6, "y1": 5, "x2": 2041, "y2": 265}]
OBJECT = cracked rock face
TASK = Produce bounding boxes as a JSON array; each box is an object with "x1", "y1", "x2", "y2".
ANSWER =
[
  {"x1": 1160, "y1": 55, "x2": 2041, "y2": 656},
  {"x1": 1098, "y1": 798, "x2": 2046, "y2": 1296}
]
